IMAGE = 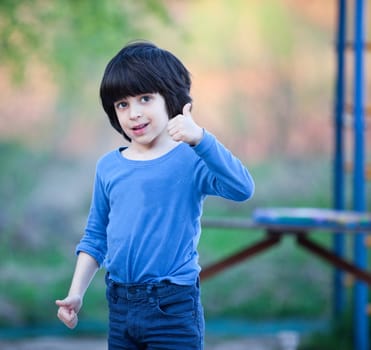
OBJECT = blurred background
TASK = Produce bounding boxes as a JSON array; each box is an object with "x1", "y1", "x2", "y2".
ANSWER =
[{"x1": 0, "y1": 0, "x2": 370, "y2": 348}]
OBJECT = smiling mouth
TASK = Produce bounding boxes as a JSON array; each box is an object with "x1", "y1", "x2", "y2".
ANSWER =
[{"x1": 132, "y1": 123, "x2": 149, "y2": 131}]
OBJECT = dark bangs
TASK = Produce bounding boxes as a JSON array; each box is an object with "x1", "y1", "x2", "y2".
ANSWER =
[{"x1": 100, "y1": 58, "x2": 161, "y2": 106}]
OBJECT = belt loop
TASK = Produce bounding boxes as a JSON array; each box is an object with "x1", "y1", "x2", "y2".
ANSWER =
[
  {"x1": 147, "y1": 284, "x2": 156, "y2": 305},
  {"x1": 106, "y1": 273, "x2": 119, "y2": 303}
]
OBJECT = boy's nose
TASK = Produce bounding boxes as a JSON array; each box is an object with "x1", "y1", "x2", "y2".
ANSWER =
[{"x1": 129, "y1": 105, "x2": 142, "y2": 120}]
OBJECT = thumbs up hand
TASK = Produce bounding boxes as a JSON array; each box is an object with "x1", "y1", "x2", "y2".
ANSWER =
[{"x1": 167, "y1": 103, "x2": 203, "y2": 146}]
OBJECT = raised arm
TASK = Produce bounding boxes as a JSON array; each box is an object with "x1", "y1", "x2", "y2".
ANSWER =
[{"x1": 168, "y1": 103, "x2": 254, "y2": 201}]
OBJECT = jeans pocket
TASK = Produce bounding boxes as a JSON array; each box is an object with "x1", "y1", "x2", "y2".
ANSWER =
[{"x1": 156, "y1": 287, "x2": 196, "y2": 318}]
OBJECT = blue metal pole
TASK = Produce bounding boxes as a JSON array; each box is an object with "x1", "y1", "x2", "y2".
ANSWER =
[
  {"x1": 333, "y1": 0, "x2": 347, "y2": 317},
  {"x1": 352, "y1": 0, "x2": 367, "y2": 349}
]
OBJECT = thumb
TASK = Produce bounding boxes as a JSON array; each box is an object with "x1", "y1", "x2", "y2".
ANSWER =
[
  {"x1": 55, "y1": 298, "x2": 69, "y2": 307},
  {"x1": 182, "y1": 103, "x2": 192, "y2": 117},
  {"x1": 56, "y1": 295, "x2": 78, "y2": 307}
]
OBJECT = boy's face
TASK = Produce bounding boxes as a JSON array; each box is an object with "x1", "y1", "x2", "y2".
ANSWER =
[{"x1": 114, "y1": 93, "x2": 171, "y2": 149}]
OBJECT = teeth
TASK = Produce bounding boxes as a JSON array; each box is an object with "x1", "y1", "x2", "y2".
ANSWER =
[{"x1": 133, "y1": 124, "x2": 147, "y2": 130}]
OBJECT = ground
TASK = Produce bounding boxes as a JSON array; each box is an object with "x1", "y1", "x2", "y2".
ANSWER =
[{"x1": 0, "y1": 335, "x2": 288, "y2": 350}]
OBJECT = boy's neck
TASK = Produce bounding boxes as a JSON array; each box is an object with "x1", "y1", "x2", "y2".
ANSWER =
[{"x1": 121, "y1": 139, "x2": 180, "y2": 161}]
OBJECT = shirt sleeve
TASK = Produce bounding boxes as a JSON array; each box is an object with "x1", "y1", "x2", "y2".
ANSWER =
[
  {"x1": 75, "y1": 168, "x2": 109, "y2": 267},
  {"x1": 192, "y1": 130, "x2": 255, "y2": 201}
]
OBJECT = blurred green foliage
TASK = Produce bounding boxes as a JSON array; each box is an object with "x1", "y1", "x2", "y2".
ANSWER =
[
  {"x1": 0, "y1": 0, "x2": 171, "y2": 84},
  {"x1": 0, "y1": 142, "x2": 49, "y2": 237}
]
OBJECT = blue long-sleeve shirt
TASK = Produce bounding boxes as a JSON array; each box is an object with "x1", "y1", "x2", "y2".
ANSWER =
[{"x1": 76, "y1": 131, "x2": 254, "y2": 285}]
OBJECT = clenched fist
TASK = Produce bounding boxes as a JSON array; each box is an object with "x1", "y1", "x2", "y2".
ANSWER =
[{"x1": 55, "y1": 295, "x2": 82, "y2": 329}]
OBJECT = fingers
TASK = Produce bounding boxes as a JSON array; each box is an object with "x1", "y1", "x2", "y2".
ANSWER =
[
  {"x1": 168, "y1": 103, "x2": 193, "y2": 141},
  {"x1": 167, "y1": 115, "x2": 187, "y2": 142},
  {"x1": 57, "y1": 306, "x2": 79, "y2": 329},
  {"x1": 56, "y1": 295, "x2": 82, "y2": 329},
  {"x1": 168, "y1": 103, "x2": 202, "y2": 146}
]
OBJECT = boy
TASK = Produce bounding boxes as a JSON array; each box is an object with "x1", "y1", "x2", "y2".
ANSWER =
[{"x1": 56, "y1": 41, "x2": 254, "y2": 350}]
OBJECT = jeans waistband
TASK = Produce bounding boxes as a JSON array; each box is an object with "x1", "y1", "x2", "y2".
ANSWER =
[{"x1": 105, "y1": 273, "x2": 197, "y2": 300}]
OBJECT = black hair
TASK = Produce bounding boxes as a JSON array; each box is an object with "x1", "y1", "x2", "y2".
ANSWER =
[{"x1": 100, "y1": 41, "x2": 192, "y2": 141}]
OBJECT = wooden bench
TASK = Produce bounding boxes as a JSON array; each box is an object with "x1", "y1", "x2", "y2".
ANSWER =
[{"x1": 200, "y1": 208, "x2": 371, "y2": 284}]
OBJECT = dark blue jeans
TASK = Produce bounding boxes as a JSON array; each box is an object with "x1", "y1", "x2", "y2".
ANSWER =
[{"x1": 105, "y1": 275, "x2": 204, "y2": 350}]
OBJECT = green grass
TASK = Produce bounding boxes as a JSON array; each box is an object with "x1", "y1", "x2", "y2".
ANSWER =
[
  {"x1": 199, "y1": 227, "x2": 333, "y2": 319},
  {"x1": 298, "y1": 309, "x2": 354, "y2": 350}
]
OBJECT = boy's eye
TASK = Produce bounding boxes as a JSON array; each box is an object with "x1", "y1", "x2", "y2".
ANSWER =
[
  {"x1": 116, "y1": 101, "x2": 127, "y2": 109},
  {"x1": 140, "y1": 95, "x2": 152, "y2": 103}
]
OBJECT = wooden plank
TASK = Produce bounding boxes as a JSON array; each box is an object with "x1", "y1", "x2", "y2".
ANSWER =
[
  {"x1": 297, "y1": 234, "x2": 371, "y2": 285},
  {"x1": 200, "y1": 233, "x2": 282, "y2": 280},
  {"x1": 202, "y1": 217, "x2": 371, "y2": 234}
]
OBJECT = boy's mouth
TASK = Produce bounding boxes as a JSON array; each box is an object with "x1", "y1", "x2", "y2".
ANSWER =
[{"x1": 132, "y1": 123, "x2": 149, "y2": 131}]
